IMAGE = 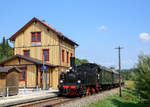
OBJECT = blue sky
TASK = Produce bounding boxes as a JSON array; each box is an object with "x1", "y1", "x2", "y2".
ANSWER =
[{"x1": 0, "y1": 0, "x2": 150, "y2": 69}]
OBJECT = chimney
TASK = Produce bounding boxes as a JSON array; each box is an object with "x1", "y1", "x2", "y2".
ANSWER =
[{"x1": 42, "y1": 20, "x2": 46, "y2": 23}]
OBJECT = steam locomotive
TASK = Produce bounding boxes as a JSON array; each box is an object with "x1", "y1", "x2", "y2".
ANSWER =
[{"x1": 58, "y1": 57, "x2": 123, "y2": 97}]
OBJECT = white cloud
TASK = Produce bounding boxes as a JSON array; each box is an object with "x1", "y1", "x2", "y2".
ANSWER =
[
  {"x1": 139, "y1": 32, "x2": 150, "y2": 41},
  {"x1": 98, "y1": 26, "x2": 107, "y2": 30}
]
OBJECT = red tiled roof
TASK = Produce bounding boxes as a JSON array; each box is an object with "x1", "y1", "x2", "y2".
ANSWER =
[{"x1": 9, "y1": 17, "x2": 78, "y2": 46}]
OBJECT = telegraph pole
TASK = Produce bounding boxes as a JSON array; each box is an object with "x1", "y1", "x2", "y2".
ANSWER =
[
  {"x1": 115, "y1": 46, "x2": 123, "y2": 97},
  {"x1": 43, "y1": 56, "x2": 45, "y2": 90}
]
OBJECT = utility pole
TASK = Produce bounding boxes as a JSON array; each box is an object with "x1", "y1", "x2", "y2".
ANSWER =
[
  {"x1": 115, "y1": 46, "x2": 123, "y2": 97},
  {"x1": 42, "y1": 55, "x2": 45, "y2": 90}
]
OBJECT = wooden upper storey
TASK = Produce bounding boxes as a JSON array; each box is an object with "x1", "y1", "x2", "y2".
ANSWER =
[
  {"x1": 9, "y1": 17, "x2": 78, "y2": 66},
  {"x1": 13, "y1": 20, "x2": 59, "y2": 48}
]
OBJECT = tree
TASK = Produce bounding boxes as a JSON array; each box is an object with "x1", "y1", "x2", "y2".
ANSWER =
[
  {"x1": 121, "y1": 69, "x2": 138, "y2": 80},
  {"x1": 135, "y1": 54, "x2": 150, "y2": 100},
  {"x1": 0, "y1": 37, "x2": 13, "y2": 61},
  {"x1": 75, "y1": 58, "x2": 89, "y2": 65}
]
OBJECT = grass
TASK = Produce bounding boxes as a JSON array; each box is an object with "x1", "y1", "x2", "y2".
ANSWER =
[
  {"x1": 88, "y1": 81, "x2": 150, "y2": 107},
  {"x1": 125, "y1": 80, "x2": 135, "y2": 90}
]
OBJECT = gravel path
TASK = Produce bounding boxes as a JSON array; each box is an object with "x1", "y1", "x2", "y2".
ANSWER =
[{"x1": 57, "y1": 88, "x2": 120, "y2": 107}]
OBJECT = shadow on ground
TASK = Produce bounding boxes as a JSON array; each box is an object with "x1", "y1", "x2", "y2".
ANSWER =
[
  {"x1": 123, "y1": 88, "x2": 137, "y2": 96},
  {"x1": 111, "y1": 98, "x2": 150, "y2": 107}
]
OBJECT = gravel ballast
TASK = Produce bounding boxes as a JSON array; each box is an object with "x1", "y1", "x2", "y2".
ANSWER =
[{"x1": 58, "y1": 88, "x2": 120, "y2": 107}]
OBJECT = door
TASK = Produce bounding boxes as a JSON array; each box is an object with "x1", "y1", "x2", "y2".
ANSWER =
[
  {"x1": 6, "y1": 71, "x2": 19, "y2": 96},
  {"x1": 40, "y1": 71, "x2": 48, "y2": 89},
  {"x1": 40, "y1": 71, "x2": 43, "y2": 89}
]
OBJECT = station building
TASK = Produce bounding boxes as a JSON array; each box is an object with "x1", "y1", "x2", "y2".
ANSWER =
[{"x1": 0, "y1": 17, "x2": 78, "y2": 90}]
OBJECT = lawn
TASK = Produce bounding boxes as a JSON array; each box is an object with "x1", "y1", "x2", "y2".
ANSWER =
[{"x1": 88, "y1": 81, "x2": 150, "y2": 107}]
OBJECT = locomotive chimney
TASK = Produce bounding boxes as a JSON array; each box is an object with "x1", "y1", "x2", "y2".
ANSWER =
[{"x1": 70, "y1": 57, "x2": 75, "y2": 70}]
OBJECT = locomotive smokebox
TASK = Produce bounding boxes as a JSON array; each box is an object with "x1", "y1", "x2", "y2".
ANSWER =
[{"x1": 70, "y1": 57, "x2": 75, "y2": 69}]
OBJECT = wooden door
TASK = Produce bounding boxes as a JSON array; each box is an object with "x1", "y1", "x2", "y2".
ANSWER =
[
  {"x1": 6, "y1": 71, "x2": 19, "y2": 96},
  {"x1": 0, "y1": 73, "x2": 6, "y2": 96}
]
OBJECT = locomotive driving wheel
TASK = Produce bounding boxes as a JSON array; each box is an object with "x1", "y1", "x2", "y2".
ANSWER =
[{"x1": 86, "y1": 87, "x2": 90, "y2": 95}]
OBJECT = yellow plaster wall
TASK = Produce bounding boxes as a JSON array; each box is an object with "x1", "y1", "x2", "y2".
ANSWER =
[
  {"x1": 20, "y1": 59, "x2": 34, "y2": 65},
  {"x1": 9, "y1": 20, "x2": 77, "y2": 90},
  {"x1": 14, "y1": 21, "x2": 75, "y2": 67},
  {"x1": 4, "y1": 58, "x2": 34, "y2": 66},
  {"x1": 4, "y1": 58, "x2": 19, "y2": 65},
  {"x1": 19, "y1": 81, "x2": 25, "y2": 88},
  {"x1": 38, "y1": 66, "x2": 41, "y2": 87},
  {"x1": 3, "y1": 57, "x2": 36, "y2": 88},
  {"x1": 14, "y1": 22, "x2": 60, "y2": 65},
  {"x1": 60, "y1": 40, "x2": 75, "y2": 67},
  {"x1": 51, "y1": 68, "x2": 59, "y2": 89},
  {"x1": 14, "y1": 22, "x2": 59, "y2": 47},
  {"x1": 26, "y1": 65, "x2": 36, "y2": 87}
]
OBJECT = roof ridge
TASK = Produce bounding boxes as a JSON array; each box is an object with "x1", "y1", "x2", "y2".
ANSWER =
[{"x1": 9, "y1": 17, "x2": 78, "y2": 46}]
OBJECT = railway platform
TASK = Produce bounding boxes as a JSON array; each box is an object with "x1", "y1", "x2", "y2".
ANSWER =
[{"x1": 0, "y1": 89, "x2": 58, "y2": 107}]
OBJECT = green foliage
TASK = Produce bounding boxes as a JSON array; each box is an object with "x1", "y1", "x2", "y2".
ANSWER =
[
  {"x1": 89, "y1": 88, "x2": 150, "y2": 107},
  {"x1": 125, "y1": 80, "x2": 136, "y2": 90},
  {"x1": 106, "y1": 54, "x2": 150, "y2": 101},
  {"x1": 75, "y1": 58, "x2": 89, "y2": 65},
  {"x1": 135, "y1": 54, "x2": 150, "y2": 100},
  {"x1": 0, "y1": 37, "x2": 13, "y2": 61},
  {"x1": 121, "y1": 69, "x2": 138, "y2": 81}
]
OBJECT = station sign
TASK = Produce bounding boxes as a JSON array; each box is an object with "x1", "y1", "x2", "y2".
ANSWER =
[{"x1": 42, "y1": 65, "x2": 47, "y2": 70}]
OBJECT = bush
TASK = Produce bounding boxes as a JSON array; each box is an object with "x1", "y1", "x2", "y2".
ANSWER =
[{"x1": 135, "y1": 55, "x2": 150, "y2": 100}]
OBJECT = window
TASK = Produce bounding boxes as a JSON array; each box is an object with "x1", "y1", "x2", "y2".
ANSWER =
[
  {"x1": 37, "y1": 32, "x2": 41, "y2": 41},
  {"x1": 31, "y1": 32, "x2": 41, "y2": 42},
  {"x1": 21, "y1": 71, "x2": 26, "y2": 80},
  {"x1": 23, "y1": 50, "x2": 30, "y2": 57},
  {"x1": 62, "y1": 50, "x2": 64, "y2": 62},
  {"x1": 67, "y1": 51, "x2": 69, "y2": 63},
  {"x1": 70, "y1": 53, "x2": 73, "y2": 63},
  {"x1": 43, "y1": 49, "x2": 49, "y2": 61},
  {"x1": 32, "y1": 32, "x2": 36, "y2": 41},
  {"x1": 19, "y1": 68, "x2": 26, "y2": 81}
]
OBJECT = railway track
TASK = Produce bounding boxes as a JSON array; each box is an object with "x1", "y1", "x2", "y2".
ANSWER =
[
  {"x1": 12, "y1": 96, "x2": 78, "y2": 107},
  {"x1": 11, "y1": 87, "x2": 120, "y2": 107}
]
